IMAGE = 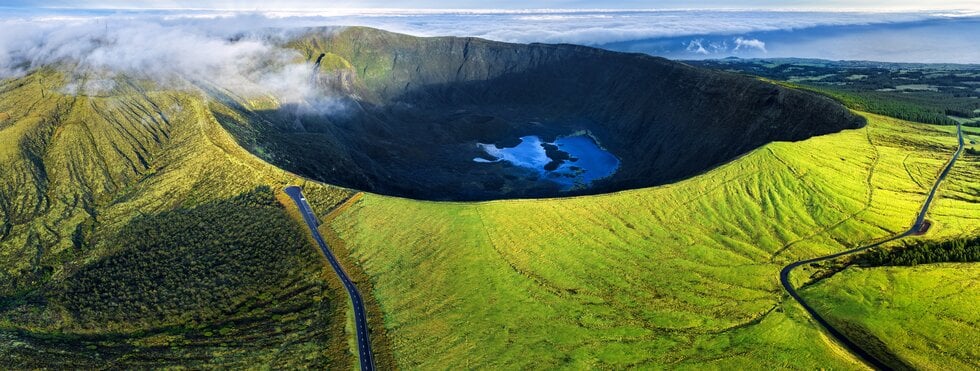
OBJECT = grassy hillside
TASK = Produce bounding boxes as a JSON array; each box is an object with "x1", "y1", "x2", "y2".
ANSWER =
[
  {"x1": 323, "y1": 112, "x2": 978, "y2": 368},
  {"x1": 789, "y1": 123, "x2": 980, "y2": 370},
  {"x1": 0, "y1": 70, "x2": 356, "y2": 368},
  {"x1": 801, "y1": 265, "x2": 979, "y2": 370},
  {"x1": 928, "y1": 124, "x2": 980, "y2": 239}
]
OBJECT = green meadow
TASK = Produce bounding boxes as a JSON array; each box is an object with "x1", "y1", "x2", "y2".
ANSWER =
[
  {"x1": 0, "y1": 70, "x2": 356, "y2": 368},
  {"x1": 323, "y1": 112, "x2": 978, "y2": 368},
  {"x1": 802, "y1": 264, "x2": 979, "y2": 370}
]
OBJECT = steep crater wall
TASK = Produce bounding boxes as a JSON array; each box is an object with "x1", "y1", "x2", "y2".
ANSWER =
[{"x1": 216, "y1": 27, "x2": 865, "y2": 201}]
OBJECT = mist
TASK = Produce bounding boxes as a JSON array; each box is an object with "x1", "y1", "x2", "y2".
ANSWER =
[
  {"x1": 0, "y1": 8, "x2": 978, "y2": 100},
  {"x1": 0, "y1": 14, "x2": 348, "y2": 115}
]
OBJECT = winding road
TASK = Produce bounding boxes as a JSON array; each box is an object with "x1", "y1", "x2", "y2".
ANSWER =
[
  {"x1": 779, "y1": 122, "x2": 964, "y2": 370},
  {"x1": 282, "y1": 122, "x2": 963, "y2": 370},
  {"x1": 285, "y1": 186, "x2": 375, "y2": 371}
]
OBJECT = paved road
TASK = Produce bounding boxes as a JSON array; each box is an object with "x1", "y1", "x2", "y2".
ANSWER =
[
  {"x1": 779, "y1": 122, "x2": 964, "y2": 370},
  {"x1": 285, "y1": 186, "x2": 375, "y2": 371}
]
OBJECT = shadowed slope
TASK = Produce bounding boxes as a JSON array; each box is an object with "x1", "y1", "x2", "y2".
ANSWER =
[{"x1": 215, "y1": 27, "x2": 865, "y2": 201}]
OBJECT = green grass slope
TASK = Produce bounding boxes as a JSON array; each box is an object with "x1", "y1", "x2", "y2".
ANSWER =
[
  {"x1": 801, "y1": 264, "x2": 979, "y2": 370},
  {"x1": 790, "y1": 127, "x2": 980, "y2": 369},
  {"x1": 929, "y1": 125, "x2": 980, "y2": 239},
  {"x1": 323, "y1": 112, "x2": 977, "y2": 368},
  {"x1": 0, "y1": 70, "x2": 356, "y2": 368}
]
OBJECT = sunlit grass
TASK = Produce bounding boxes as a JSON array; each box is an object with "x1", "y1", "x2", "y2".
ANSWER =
[
  {"x1": 0, "y1": 70, "x2": 355, "y2": 368},
  {"x1": 324, "y1": 112, "x2": 974, "y2": 368},
  {"x1": 802, "y1": 264, "x2": 979, "y2": 370}
]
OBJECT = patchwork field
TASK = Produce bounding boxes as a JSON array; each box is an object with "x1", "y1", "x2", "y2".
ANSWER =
[{"x1": 323, "y1": 112, "x2": 979, "y2": 368}]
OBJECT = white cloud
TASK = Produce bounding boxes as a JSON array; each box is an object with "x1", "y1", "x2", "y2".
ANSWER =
[
  {"x1": 734, "y1": 37, "x2": 766, "y2": 52},
  {"x1": 1, "y1": 9, "x2": 952, "y2": 46},
  {"x1": 0, "y1": 15, "x2": 347, "y2": 114},
  {"x1": 0, "y1": 8, "x2": 977, "y2": 85},
  {"x1": 333, "y1": 10, "x2": 937, "y2": 45},
  {"x1": 686, "y1": 39, "x2": 709, "y2": 54},
  {"x1": 685, "y1": 38, "x2": 736, "y2": 55}
]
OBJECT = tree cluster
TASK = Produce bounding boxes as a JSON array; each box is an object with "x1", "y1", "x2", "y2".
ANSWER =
[
  {"x1": 58, "y1": 186, "x2": 314, "y2": 329},
  {"x1": 859, "y1": 236, "x2": 980, "y2": 266}
]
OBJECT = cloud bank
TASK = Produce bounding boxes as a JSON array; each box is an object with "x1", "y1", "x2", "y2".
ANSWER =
[
  {"x1": 3, "y1": 8, "x2": 963, "y2": 44},
  {"x1": 0, "y1": 14, "x2": 344, "y2": 114},
  {"x1": 0, "y1": 8, "x2": 977, "y2": 90},
  {"x1": 283, "y1": 9, "x2": 946, "y2": 45},
  {"x1": 734, "y1": 37, "x2": 766, "y2": 52}
]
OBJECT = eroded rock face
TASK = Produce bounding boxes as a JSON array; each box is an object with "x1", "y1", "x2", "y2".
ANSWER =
[{"x1": 218, "y1": 27, "x2": 865, "y2": 201}]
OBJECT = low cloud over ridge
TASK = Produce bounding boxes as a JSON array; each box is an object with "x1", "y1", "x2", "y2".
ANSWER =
[
  {"x1": 734, "y1": 37, "x2": 766, "y2": 52},
  {"x1": 0, "y1": 14, "x2": 347, "y2": 113},
  {"x1": 0, "y1": 8, "x2": 978, "y2": 83}
]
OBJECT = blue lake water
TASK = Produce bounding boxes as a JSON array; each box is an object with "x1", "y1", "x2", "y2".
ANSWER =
[{"x1": 474, "y1": 134, "x2": 620, "y2": 190}]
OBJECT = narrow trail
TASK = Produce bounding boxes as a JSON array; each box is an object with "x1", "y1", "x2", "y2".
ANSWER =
[
  {"x1": 285, "y1": 186, "x2": 375, "y2": 371},
  {"x1": 779, "y1": 122, "x2": 964, "y2": 370}
]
